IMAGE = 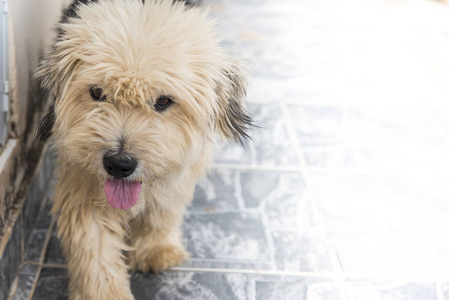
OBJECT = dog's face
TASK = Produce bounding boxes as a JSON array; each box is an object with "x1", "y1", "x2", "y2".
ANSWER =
[{"x1": 36, "y1": 0, "x2": 250, "y2": 209}]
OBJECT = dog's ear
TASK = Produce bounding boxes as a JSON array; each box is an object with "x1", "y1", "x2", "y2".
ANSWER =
[
  {"x1": 35, "y1": 28, "x2": 81, "y2": 141},
  {"x1": 215, "y1": 62, "x2": 252, "y2": 144},
  {"x1": 35, "y1": 41, "x2": 80, "y2": 99},
  {"x1": 36, "y1": 105, "x2": 56, "y2": 142}
]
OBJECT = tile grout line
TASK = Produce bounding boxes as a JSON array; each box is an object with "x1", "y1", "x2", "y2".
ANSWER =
[
  {"x1": 8, "y1": 169, "x2": 55, "y2": 300},
  {"x1": 233, "y1": 170, "x2": 246, "y2": 210},
  {"x1": 33, "y1": 263, "x2": 67, "y2": 268},
  {"x1": 26, "y1": 169, "x2": 56, "y2": 300},
  {"x1": 257, "y1": 193, "x2": 279, "y2": 272},
  {"x1": 27, "y1": 217, "x2": 56, "y2": 300},
  {"x1": 280, "y1": 103, "x2": 351, "y2": 300},
  {"x1": 188, "y1": 257, "x2": 271, "y2": 263},
  {"x1": 247, "y1": 278, "x2": 256, "y2": 300},
  {"x1": 31, "y1": 262, "x2": 449, "y2": 284},
  {"x1": 169, "y1": 266, "x2": 338, "y2": 279},
  {"x1": 212, "y1": 163, "x2": 437, "y2": 176},
  {"x1": 21, "y1": 195, "x2": 51, "y2": 264},
  {"x1": 212, "y1": 163, "x2": 303, "y2": 172}
]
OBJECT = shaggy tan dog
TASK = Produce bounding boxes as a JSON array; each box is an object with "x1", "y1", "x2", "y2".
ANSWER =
[{"x1": 36, "y1": 0, "x2": 250, "y2": 299}]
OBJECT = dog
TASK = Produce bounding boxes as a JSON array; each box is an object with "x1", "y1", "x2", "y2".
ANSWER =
[{"x1": 35, "y1": 0, "x2": 251, "y2": 299}]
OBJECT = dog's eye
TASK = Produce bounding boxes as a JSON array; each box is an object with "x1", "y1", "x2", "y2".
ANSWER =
[
  {"x1": 154, "y1": 96, "x2": 174, "y2": 112},
  {"x1": 89, "y1": 87, "x2": 106, "y2": 102}
]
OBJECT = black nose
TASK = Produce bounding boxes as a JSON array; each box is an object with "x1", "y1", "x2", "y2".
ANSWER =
[{"x1": 103, "y1": 154, "x2": 137, "y2": 178}]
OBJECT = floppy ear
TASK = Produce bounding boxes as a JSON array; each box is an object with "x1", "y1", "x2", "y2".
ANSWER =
[
  {"x1": 35, "y1": 41, "x2": 80, "y2": 99},
  {"x1": 36, "y1": 105, "x2": 56, "y2": 142},
  {"x1": 215, "y1": 63, "x2": 252, "y2": 144},
  {"x1": 35, "y1": 27, "x2": 81, "y2": 141}
]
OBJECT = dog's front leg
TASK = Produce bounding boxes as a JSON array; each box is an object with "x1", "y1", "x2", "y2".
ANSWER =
[
  {"x1": 57, "y1": 205, "x2": 134, "y2": 300},
  {"x1": 128, "y1": 208, "x2": 188, "y2": 273}
]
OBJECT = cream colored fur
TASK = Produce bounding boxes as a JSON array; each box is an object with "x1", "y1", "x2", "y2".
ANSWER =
[{"x1": 35, "y1": 0, "x2": 250, "y2": 299}]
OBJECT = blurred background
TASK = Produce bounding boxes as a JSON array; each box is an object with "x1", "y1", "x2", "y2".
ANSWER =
[{"x1": 1, "y1": 0, "x2": 449, "y2": 299}]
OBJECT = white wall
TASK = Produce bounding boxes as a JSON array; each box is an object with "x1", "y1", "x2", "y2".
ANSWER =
[{"x1": 0, "y1": 0, "x2": 70, "y2": 245}]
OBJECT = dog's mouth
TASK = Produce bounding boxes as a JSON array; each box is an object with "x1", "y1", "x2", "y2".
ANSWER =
[{"x1": 104, "y1": 179, "x2": 142, "y2": 210}]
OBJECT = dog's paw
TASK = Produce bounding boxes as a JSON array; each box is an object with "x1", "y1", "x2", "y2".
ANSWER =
[{"x1": 131, "y1": 244, "x2": 188, "y2": 273}]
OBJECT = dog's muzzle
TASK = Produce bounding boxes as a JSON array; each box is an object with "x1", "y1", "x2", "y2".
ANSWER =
[{"x1": 103, "y1": 153, "x2": 137, "y2": 178}]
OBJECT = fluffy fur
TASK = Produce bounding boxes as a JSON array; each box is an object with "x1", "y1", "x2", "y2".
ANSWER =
[{"x1": 36, "y1": 0, "x2": 251, "y2": 299}]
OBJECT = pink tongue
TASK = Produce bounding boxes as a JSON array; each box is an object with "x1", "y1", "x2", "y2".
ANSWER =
[{"x1": 104, "y1": 179, "x2": 141, "y2": 210}]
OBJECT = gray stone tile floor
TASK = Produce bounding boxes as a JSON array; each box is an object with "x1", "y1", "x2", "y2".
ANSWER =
[{"x1": 10, "y1": 0, "x2": 449, "y2": 299}]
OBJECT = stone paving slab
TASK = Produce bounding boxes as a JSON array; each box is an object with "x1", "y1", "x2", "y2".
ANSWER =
[{"x1": 9, "y1": 0, "x2": 449, "y2": 299}]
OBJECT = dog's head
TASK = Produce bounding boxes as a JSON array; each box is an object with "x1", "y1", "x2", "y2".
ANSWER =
[{"x1": 36, "y1": 0, "x2": 251, "y2": 209}]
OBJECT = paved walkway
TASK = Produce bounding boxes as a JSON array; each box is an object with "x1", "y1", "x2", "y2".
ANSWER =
[{"x1": 11, "y1": 0, "x2": 449, "y2": 299}]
